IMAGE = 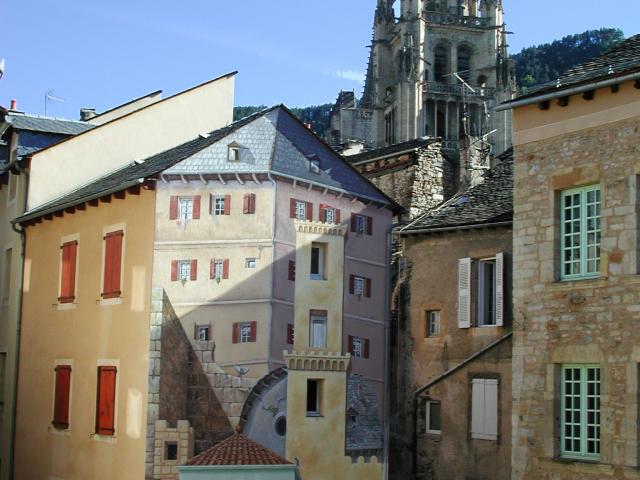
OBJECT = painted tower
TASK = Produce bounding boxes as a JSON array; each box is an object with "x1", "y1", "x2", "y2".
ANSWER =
[{"x1": 329, "y1": 0, "x2": 515, "y2": 158}]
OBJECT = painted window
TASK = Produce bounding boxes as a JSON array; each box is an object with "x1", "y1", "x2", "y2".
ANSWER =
[
  {"x1": 243, "y1": 193, "x2": 256, "y2": 214},
  {"x1": 59, "y1": 241, "x2": 78, "y2": 304},
  {"x1": 561, "y1": 365, "x2": 601, "y2": 460},
  {"x1": 310, "y1": 159, "x2": 321, "y2": 174},
  {"x1": 354, "y1": 276, "x2": 365, "y2": 296},
  {"x1": 52, "y1": 365, "x2": 72, "y2": 430},
  {"x1": 349, "y1": 275, "x2": 371, "y2": 298},
  {"x1": 426, "y1": 401, "x2": 442, "y2": 434},
  {"x1": 290, "y1": 199, "x2": 312, "y2": 221},
  {"x1": 210, "y1": 259, "x2": 228, "y2": 280},
  {"x1": 196, "y1": 325, "x2": 210, "y2": 341},
  {"x1": 232, "y1": 322, "x2": 256, "y2": 344},
  {"x1": 239, "y1": 323, "x2": 252, "y2": 343},
  {"x1": 179, "y1": 197, "x2": 193, "y2": 222},
  {"x1": 228, "y1": 146, "x2": 241, "y2": 162},
  {"x1": 561, "y1": 185, "x2": 601, "y2": 280},
  {"x1": 102, "y1": 230, "x2": 124, "y2": 299},
  {"x1": 178, "y1": 261, "x2": 191, "y2": 281},
  {"x1": 348, "y1": 335, "x2": 369, "y2": 358},
  {"x1": 471, "y1": 378, "x2": 498, "y2": 441},
  {"x1": 214, "y1": 196, "x2": 227, "y2": 216},
  {"x1": 95, "y1": 366, "x2": 117, "y2": 436},
  {"x1": 351, "y1": 214, "x2": 373, "y2": 236},
  {"x1": 310, "y1": 311, "x2": 327, "y2": 348},
  {"x1": 296, "y1": 200, "x2": 307, "y2": 220},
  {"x1": 426, "y1": 310, "x2": 440, "y2": 337},
  {"x1": 245, "y1": 258, "x2": 256, "y2": 269},
  {"x1": 165, "y1": 442, "x2": 178, "y2": 461},
  {"x1": 310, "y1": 243, "x2": 326, "y2": 280},
  {"x1": 306, "y1": 379, "x2": 322, "y2": 416}
]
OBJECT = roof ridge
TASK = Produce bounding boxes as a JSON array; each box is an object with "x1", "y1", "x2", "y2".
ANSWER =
[{"x1": 186, "y1": 433, "x2": 292, "y2": 466}]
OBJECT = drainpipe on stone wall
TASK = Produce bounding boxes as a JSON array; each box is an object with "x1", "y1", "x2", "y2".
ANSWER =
[
  {"x1": 8, "y1": 158, "x2": 29, "y2": 480},
  {"x1": 266, "y1": 173, "x2": 277, "y2": 373}
]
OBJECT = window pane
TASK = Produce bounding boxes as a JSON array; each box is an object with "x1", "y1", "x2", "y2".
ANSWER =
[
  {"x1": 561, "y1": 365, "x2": 600, "y2": 459},
  {"x1": 428, "y1": 402, "x2": 441, "y2": 432},
  {"x1": 310, "y1": 314, "x2": 327, "y2": 348},
  {"x1": 311, "y1": 248, "x2": 320, "y2": 276}
]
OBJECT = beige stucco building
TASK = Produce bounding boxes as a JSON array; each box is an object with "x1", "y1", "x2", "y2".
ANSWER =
[{"x1": 499, "y1": 34, "x2": 640, "y2": 479}]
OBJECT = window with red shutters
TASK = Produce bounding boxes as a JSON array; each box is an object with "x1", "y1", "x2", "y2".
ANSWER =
[
  {"x1": 224, "y1": 194, "x2": 231, "y2": 215},
  {"x1": 287, "y1": 324, "x2": 295, "y2": 345},
  {"x1": 250, "y1": 321, "x2": 257, "y2": 342},
  {"x1": 59, "y1": 241, "x2": 78, "y2": 303},
  {"x1": 52, "y1": 365, "x2": 72, "y2": 429},
  {"x1": 102, "y1": 231, "x2": 123, "y2": 299},
  {"x1": 171, "y1": 260, "x2": 179, "y2": 281},
  {"x1": 243, "y1": 194, "x2": 256, "y2": 214},
  {"x1": 193, "y1": 196, "x2": 201, "y2": 219},
  {"x1": 169, "y1": 196, "x2": 178, "y2": 220},
  {"x1": 306, "y1": 202, "x2": 313, "y2": 221},
  {"x1": 95, "y1": 366, "x2": 117, "y2": 436},
  {"x1": 190, "y1": 260, "x2": 197, "y2": 281},
  {"x1": 223, "y1": 259, "x2": 229, "y2": 279},
  {"x1": 288, "y1": 261, "x2": 296, "y2": 282}
]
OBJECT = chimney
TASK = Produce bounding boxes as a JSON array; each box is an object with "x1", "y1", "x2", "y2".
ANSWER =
[
  {"x1": 10, "y1": 99, "x2": 17, "y2": 111},
  {"x1": 80, "y1": 108, "x2": 97, "y2": 121},
  {"x1": 304, "y1": 123, "x2": 312, "y2": 130}
]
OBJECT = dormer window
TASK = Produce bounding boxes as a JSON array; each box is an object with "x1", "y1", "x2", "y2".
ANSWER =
[
  {"x1": 308, "y1": 155, "x2": 321, "y2": 174},
  {"x1": 228, "y1": 143, "x2": 241, "y2": 162}
]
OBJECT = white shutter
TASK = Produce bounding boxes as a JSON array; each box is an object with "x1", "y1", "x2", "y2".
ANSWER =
[
  {"x1": 471, "y1": 378, "x2": 499, "y2": 441},
  {"x1": 495, "y1": 252, "x2": 504, "y2": 327},
  {"x1": 458, "y1": 258, "x2": 472, "y2": 329}
]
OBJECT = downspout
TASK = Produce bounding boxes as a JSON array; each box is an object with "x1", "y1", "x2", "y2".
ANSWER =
[
  {"x1": 266, "y1": 173, "x2": 277, "y2": 373},
  {"x1": 8, "y1": 159, "x2": 28, "y2": 480}
]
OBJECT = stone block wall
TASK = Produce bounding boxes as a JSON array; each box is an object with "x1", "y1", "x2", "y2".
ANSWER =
[
  {"x1": 153, "y1": 420, "x2": 193, "y2": 479},
  {"x1": 512, "y1": 116, "x2": 640, "y2": 479}
]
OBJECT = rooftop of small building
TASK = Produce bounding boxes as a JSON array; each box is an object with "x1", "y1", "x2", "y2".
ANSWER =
[
  {"x1": 508, "y1": 34, "x2": 640, "y2": 103},
  {"x1": 3, "y1": 111, "x2": 94, "y2": 136},
  {"x1": 344, "y1": 137, "x2": 441, "y2": 165},
  {"x1": 186, "y1": 432, "x2": 292, "y2": 466},
  {"x1": 400, "y1": 149, "x2": 513, "y2": 234}
]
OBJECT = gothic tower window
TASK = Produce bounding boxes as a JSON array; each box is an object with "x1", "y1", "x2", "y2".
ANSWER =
[
  {"x1": 435, "y1": 45, "x2": 449, "y2": 82},
  {"x1": 457, "y1": 45, "x2": 472, "y2": 83}
]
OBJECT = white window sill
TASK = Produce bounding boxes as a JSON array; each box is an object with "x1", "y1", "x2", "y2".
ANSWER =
[
  {"x1": 48, "y1": 426, "x2": 71, "y2": 436},
  {"x1": 91, "y1": 433, "x2": 117, "y2": 444},
  {"x1": 309, "y1": 276, "x2": 326, "y2": 281},
  {"x1": 57, "y1": 303, "x2": 77, "y2": 311},
  {"x1": 99, "y1": 298, "x2": 123, "y2": 307},
  {"x1": 306, "y1": 412, "x2": 323, "y2": 418},
  {"x1": 471, "y1": 433, "x2": 498, "y2": 441}
]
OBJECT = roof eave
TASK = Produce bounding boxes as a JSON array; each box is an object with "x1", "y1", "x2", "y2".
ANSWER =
[{"x1": 399, "y1": 219, "x2": 513, "y2": 236}]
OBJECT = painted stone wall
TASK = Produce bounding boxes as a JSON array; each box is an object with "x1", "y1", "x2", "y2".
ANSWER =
[{"x1": 512, "y1": 115, "x2": 640, "y2": 479}]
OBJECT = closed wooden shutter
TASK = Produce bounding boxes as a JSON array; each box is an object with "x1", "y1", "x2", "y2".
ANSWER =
[
  {"x1": 495, "y1": 252, "x2": 504, "y2": 327},
  {"x1": 102, "y1": 231, "x2": 123, "y2": 299},
  {"x1": 458, "y1": 258, "x2": 472, "y2": 329},
  {"x1": 471, "y1": 378, "x2": 499, "y2": 440},
  {"x1": 348, "y1": 335, "x2": 354, "y2": 354},
  {"x1": 171, "y1": 260, "x2": 179, "y2": 282},
  {"x1": 190, "y1": 260, "x2": 197, "y2": 281},
  {"x1": 52, "y1": 365, "x2": 72, "y2": 429},
  {"x1": 96, "y1": 366, "x2": 117, "y2": 436},
  {"x1": 366, "y1": 216, "x2": 373, "y2": 235},
  {"x1": 290, "y1": 199, "x2": 297, "y2": 218},
  {"x1": 249, "y1": 194, "x2": 256, "y2": 213},
  {"x1": 193, "y1": 196, "x2": 201, "y2": 219},
  {"x1": 224, "y1": 195, "x2": 231, "y2": 215},
  {"x1": 209, "y1": 194, "x2": 214, "y2": 215},
  {"x1": 288, "y1": 261, "x2": 296, "y2": 281},
  {"x1": 59, "y1": 241, "x2": 78, "y2": 303},
  {"x1": 349, "y1": 275, "x2": 355, "y2": 294},
  {"x1": 250, "y1": 321, "x2": 257, "y2": 342},
  {"x1": 210, "y1": 259, "x2": 216, "y2": 279},
  {"x1": 350, "y1": 215, "x2": 357, "y2": 232},
  {"x1": 243, "y1": 194, "x2": 250, "y2": 214},
  {"x1": 306, "y1": 202, "x2": 313, "y2": 221},
  {"x1": 319, "y1": 204, "x2": 327, "y2": 222},
  {"x1": 336, "y1": 209, "x2": 341, "y2": 224},
  {"x1": 222, "y1": 259, "x2": 229, "y2": 279},
  {"x1": 169, "y1": 196, "x2": 178, "y2": 220},
  {"x1": 232, "y1": 323, "x2": 239, "y2": 344},
  {"x1": 364, "y1": 339, "x2": 370, "y2": 359},
  {"x1": 287, "y1": 324, "x2": 295, "y2": 345},
  {"x1": 365, "y1": 278, "x2": 372, "y2": 298}
]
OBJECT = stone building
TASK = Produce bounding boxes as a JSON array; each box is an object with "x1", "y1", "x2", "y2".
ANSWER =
[
  {"x1": 329, "y1": 0, "x2": 515, "y2": 159},
  {"x1": 498, "y1": 35, "x2": 640, "y2": 479},
  {"x1": 392, "y1": 152, "x2": 513, "y2": 479}
]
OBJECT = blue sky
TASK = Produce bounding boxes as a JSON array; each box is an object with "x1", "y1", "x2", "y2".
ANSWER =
[{"x1": 1, "y1": 0, "x2": 638, "y2": 119}]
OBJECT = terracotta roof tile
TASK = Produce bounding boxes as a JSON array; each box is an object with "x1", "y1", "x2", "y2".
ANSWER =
[{"x1": 185, "y1": 434, "x2": 292, "y2": 466}]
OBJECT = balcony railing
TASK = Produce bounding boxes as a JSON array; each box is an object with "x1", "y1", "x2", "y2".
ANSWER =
[
  {"x1": 423, "y1": 82, "x2": 495, "y2": 98},
  {"x1": 424, "y1": 11, "x2": 492, "y2": 28}
]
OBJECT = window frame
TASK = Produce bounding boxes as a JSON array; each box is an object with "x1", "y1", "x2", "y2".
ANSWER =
[
  {"x1": 196, "y1": 325, "x2": 210, "y2": 341},
  {"x1": 470, "y1": 377, "x2": 499, "y2": 441},
  {"x1": 239, "y1": 322, "x2": 252, "y2": 344},
  {"x1": 58, "y1": 238, "x2": 79, "y2": 305},
  {"x1": 295, "y1": 200, "x2": 307, "y2": 220},
  {"x1": 560, "y1": 364, "x2": 601, "y2": 461},
  {"x1": 309, "y1": 311, "x2": 327, "y2": 349},
  {"x1": 178, "y1": 196, "x2": 194, "y2": 223},
  {"x1": 356, "y1": 215, "x2": 366, "y2": 235},
  {"x1": 306, "y1": 379, "x2": 322, "y2": 416},
  {"x1": 426, "y1": 310, "x2": 441, "y2": 337},
  {"x1": 477, "y1": 258, "x2": 497, "y2": 326},
  {"x1": 310, "y1": 243, "x2": 326, "y2": 280},
  {"x1": 94, "y1": 360, "x2": 119, "y2": 440},
  {"x1": 353, "y1": 276, "x2": 365, "y2": 297},
  {"x1": 228, "y1": 145, "x2": 241, "y2": 162},
  {"x1": 178, "y1": 260, "x2": 192, "y2": 281},
  {"x1": 245, "y1": 258, "x2": 257, "y2": 269},
  {"x1": 426, "y1": 400, "x2": 442, "y2": 435},
  {"x1": 560, "y1": 185, "x2": 601, "y2": 281},
  {"x1": 100, "y1": 226, "x2": 125, "y2": 304},
  {"x1": 213, "y1": 196, "x2": 227, "y2": 216}
]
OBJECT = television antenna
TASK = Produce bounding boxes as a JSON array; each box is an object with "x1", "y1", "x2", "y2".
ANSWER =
[
  {"x1": 0, "y1": 59, "x2": 5, "y2": 80},
  {"x1": 44, "y1": 90, "x2": 65, "y2": 116}
]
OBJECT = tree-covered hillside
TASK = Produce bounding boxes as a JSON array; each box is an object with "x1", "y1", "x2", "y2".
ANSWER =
[
  {"x1": 234, "y1": 28, "x2": 626, "y2": 137},
  {"x1": 513, "y1": 28, "x2": 625, "y2": 92}
]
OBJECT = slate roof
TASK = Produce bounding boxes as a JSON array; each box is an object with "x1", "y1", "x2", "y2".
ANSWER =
[
  {"x1": 345, "y1": 137, "x2": 440, "y2": 165},
  {"x1": 16, "y1": 105, "x2": 397, "y2": 224},
  {"x1": 6, "y1": 113, "x2": 94, "y2": 136},
  {"x1": 513, "y1": 34, "x2": 640, "y2": 101},
  {"x1": 185, "y1": 433, "x2": 292, "y2": 466},
  {"x1": 401, "y1": 150, "x2": 513, "y2": 233},
  {"x1": 346, "y1": 374, "x2": 383, "y2": 453}
]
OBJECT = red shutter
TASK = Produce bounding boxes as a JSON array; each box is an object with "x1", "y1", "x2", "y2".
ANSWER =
[
  {"x1": 319, "y1": 204, "x2": 327, "y2": 223},
  {"x1": 366, "y1": 216, "x2": 373, "y2": 235},
  {"x1": 249, "y1": 194, "x2": 256, "y2": 214},
  {"x1": 290, "y1": 199, "x2": 297, "y2": 218},
  {"x1": 224, "y1": 195, "x2": 231, "y2": 215},
  {"x1": 287, "y1": 324, "x2": 294, "y2": 345},
  {"x1": 59, "y1": 241, "x2": 78, "y2": 303},
  {"x1": 102, "y1": 231, "x2": 123, "y2": 298},
  {"x1": 210, "y1": 259, "x2": 216, "y2": 279},
  {"x1": 288, "y1": 261, "x2": 296, "y2": 282},
  {"x1": 243, "y1": 194, "x2": 250, "y2": 214},
  {"x1": 348, "y1": 335, "x2": 354, "y2": 355},
  {"x1": 171, "y1": 260, "x2": 179, "y2": 281},
  {"x1": 209, "y1": 194, "x2": 213, "y2": 215},
  {"x1": 190, "y1": 260, "x2": 197, "y2": 281},
  {"x1": 336, "y1": 209, "x2": 341, "y2": 224},
  {"x1": 349, "y1": 275, "x2": 355, "y2": 294},
  {"x1": 222, "y1": 259, "x2": 230, "y2": 279},
  {"x1": 169, "y1": 196, "x2": 179, "y2": 220},
  {"x1": 232, "y1": 323, "x2": 239, "y2": 344},
  {"x1": 364, "y1": 339, "x2": 370, "y2": 359},
  {"x1": 52, "y1": 365, "x2": 72, "y2": 429},
  {"x1": 250, "y1": 321, "x2": 257, "y2": 342},
  {"x1": 306, "y1": 202, "x2": 313, "y2": 221},
  {"x1": 350, "y1": 215, "x2": 357, "y2": 232},
  {"x1": 193, "y1": 196, "x2": 201, "y2": 219},
  {"x1": 96, "y1": 366, "x2": 117, "y2": 436},
  {"x1": 365, "y1": 278, "x2": 372, "y2": 298}
]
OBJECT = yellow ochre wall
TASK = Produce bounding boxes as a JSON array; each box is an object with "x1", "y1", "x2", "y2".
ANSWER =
[{"x1": 13, "y1": 187, "x2": 156, "y2": 480}]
